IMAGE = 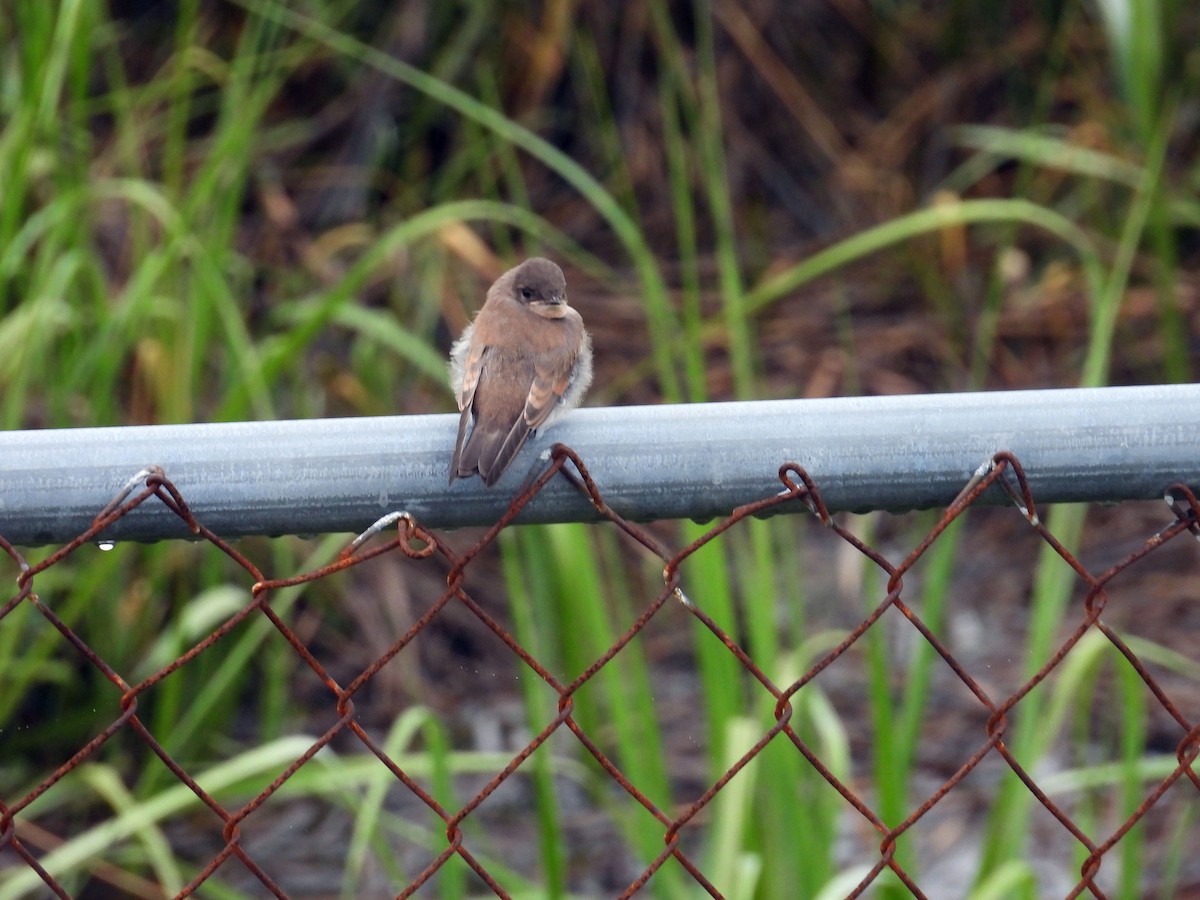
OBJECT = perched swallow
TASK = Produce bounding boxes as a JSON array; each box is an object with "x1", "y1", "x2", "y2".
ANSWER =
[{"x1": 448, "y1": 257, "x2": 593, "y2": 486}]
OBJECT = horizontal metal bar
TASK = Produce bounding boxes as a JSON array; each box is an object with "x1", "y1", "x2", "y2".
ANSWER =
[{"x1": 0, "y1": 384, "x2": 1197, "y2": 546}]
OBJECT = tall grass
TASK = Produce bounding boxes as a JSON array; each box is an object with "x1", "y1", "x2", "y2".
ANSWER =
[{"x1": 0, "y1": 0, "x2": 1196, "y2": 897}]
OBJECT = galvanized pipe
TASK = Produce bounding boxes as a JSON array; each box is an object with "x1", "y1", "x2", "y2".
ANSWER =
[{"x1": 0, "y1": 384, "x2": 1197, "y2": 545}]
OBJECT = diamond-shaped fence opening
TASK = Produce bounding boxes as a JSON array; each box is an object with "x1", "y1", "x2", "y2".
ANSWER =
[{"x1": 1, "y1": 444, "x2": 1199, "y2": 898}]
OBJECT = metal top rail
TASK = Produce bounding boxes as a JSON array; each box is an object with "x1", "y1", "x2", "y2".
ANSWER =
[{"x1": 0, "y1": 384, "x2": 1197, "y2": 545}]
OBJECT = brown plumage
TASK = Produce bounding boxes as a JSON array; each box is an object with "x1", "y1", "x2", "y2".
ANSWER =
[{"x1": 448, "y1": 258, "x2": 593, "y2": 486}]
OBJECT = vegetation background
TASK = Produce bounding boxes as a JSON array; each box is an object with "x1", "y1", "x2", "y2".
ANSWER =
[{"x1": 1, "y1": 0, "x2": 1198, "y2": 897}]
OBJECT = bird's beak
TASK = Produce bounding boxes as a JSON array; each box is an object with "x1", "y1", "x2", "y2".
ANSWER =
[{"x1": 530, "y1": 293, "x2": 568, "y2": 317}]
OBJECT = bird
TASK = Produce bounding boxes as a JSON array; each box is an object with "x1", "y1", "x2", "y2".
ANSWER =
[{"x1": 448, "y1": 257, "x2": 593, "y2": 486}]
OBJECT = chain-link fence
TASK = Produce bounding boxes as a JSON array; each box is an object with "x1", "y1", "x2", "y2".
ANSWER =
[{"x1": 1, "y1": 439, "x2": 1199, "y2": 897}]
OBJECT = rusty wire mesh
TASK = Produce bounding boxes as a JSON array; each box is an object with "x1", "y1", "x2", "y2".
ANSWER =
[{"x1": 1, "y1": 445, "x2": 1198, "y2": 898}]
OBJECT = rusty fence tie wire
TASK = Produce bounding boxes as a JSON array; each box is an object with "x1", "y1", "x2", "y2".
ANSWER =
[{"x1": 1, "y1": 445, "x2": 1198, "y2": 898}]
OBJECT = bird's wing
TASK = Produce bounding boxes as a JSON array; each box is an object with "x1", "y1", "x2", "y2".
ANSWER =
[
  {"x1": 522, "y1": 355, "x2": 575, "y2": 430},
  {"x1": 448, "y1": 341, "x2": 489, "y2": 482},
  {"x1": 478, "y1": 354, "x2": 574, "y2": 485},
  {"x1": 455, "y1": 333, "x2": 486, "y2": 412}
]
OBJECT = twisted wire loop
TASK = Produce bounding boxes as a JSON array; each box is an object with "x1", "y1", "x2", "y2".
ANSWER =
[{"x1": 0, "y1": 448, "x2": 1197, "y2": 898}]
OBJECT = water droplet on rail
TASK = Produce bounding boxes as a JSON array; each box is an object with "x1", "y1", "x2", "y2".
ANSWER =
[{"x1": 96, "y1": 541, "x2": 116, "y2": 552}]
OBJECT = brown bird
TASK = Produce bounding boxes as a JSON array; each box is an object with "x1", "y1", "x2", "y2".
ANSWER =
[{"x1": 448, "y1": 257, "x2": 593, "y2": 486}]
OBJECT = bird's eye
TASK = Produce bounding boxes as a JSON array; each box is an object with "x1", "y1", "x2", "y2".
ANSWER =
[{"x1": 520, "y1": 287, "x2": 534, "y2": 300}]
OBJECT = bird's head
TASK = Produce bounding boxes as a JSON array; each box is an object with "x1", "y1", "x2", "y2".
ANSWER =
[{"x1": 511, "y1": 257, "x2": 569, "y2": 319}]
